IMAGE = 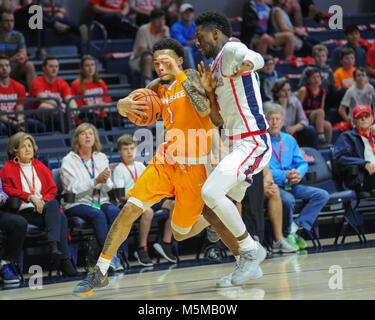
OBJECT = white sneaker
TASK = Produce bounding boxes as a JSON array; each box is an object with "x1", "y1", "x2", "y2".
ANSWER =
[
  {"x1": 216, "y1": 266, "x2": 263, "y2": 288},
  {"x1": 231, "y1": 242, "x2": 266, "y2": 286},
  {"x1": 272, "y1": 237, "x2": 299, "y2": 253}
]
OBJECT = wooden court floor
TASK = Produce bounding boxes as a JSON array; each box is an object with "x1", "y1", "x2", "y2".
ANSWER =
[{"x1": 2, "y1": 245, "x2": 375, "y2": 300}]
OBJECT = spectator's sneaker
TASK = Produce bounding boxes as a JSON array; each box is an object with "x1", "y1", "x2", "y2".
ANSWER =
[
  {"x1": 73, "y1": 266, "x2": 108, "y2": 296},
  {"x1": 153, "y1": 241, "x2": 177, "y2": 263},
  {"x1": 231, "y1": 242, "x2": 266, "y2": 286},
  {"x1": 206, "y1": 225, "x2": 220, "y2": 243},
  {"x1": 295, "y1": 234, "x2": 307, "y2": 249},
  {"x1": 0, "y1": 263, "x2": 20, "y2": 284},
  {"x1": 134, "y1": 247, "x2": 154, "y2": 267},
  {"x1": 216, "y1": 266, "x2": 263, "y2": 288},
  {"x1": 109, "y1": 256, "x2": 124, "y2": 272},
  {"x1": 272, "y1": 237, "x2": 299, "y2": 253},
  {"x1": 287, "y1": 233, "x2": 300, "y2": 249}
]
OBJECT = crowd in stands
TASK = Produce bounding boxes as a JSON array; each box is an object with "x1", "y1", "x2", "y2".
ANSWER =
[{"x1": 1, "y1": 0, "x2": 375, "y2": 285}]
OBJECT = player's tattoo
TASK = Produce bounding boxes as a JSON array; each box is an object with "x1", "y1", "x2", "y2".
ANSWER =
[
  {"x1": 181, "y1": 69, "x2": 210, "y2": 115},
  {"x1": 102, "y1": 218, "x2": 120, "y2": 255}
]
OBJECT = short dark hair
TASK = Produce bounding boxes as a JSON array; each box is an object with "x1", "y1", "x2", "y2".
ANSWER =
[
  {"x1": 339, "y1": 47, "x2": 355, "y2": 60},
  {"x1": 0, "y1": 55, "x2": 10, "y2": 62},
  {"x1": 354, "y1": 66, "x2": 368, "y2": 78},
  {"x1": 344, "y1": 24, "x2": 360, "y2": 35},
  {"x1": 42, "y1": 55, "x2": 59, "y2": 67},
  {"x1": 195, "y1": 11, "x2": 232, "y2": 38},
  {"x1": 0, "y1": 9, "x2": 13, "y2": 21},
  {"x1": 150, "y1": 8, "x2": 165, "y2": 20},
  {"x1": 271, "y1": 78, "x2": 290, "y2": 100},
  {"x1": 153, "y1": 38, "x2": 185, "y2": 60},
  {"x1": 117, "y1": 134, "x2": 137, "y2": 149}
]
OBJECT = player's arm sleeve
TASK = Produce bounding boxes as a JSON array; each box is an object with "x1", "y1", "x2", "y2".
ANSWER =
[{"x1": 178, "y1": 69, "x2": 210, "y2": 117}]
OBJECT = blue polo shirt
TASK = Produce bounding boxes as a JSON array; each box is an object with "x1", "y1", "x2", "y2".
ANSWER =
[
  {"x1": 269, "y1": 131, "x2": 308, "y2": 187},
  {"x1": 171, "y1": 20, "x2": 198, "y2": 54}
]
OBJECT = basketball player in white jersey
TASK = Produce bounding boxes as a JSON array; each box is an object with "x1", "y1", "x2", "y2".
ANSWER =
[{"x1": 195, "y1": 11, "x2": 272, "y2": 286}]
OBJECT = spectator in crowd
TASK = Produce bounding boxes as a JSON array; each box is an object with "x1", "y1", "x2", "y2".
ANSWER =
[
  {"x1": 297, "y1": 67, "x2": 332, "y2": 148},
  {"x1": 0, "y1": 132, "x2": 80, "y2": 277},
  {"x1": 334, "y1": 47, "x2": 370, "y2": 90},
  {"x1": 259, "y1": 54, "x2": 281, "y2": 102},
  {"x1": 263, "y1": 166, "x2": 298, "y2": 252},
  {"x1": 333, "y1": 104, "x2": 375, "y2": 192},
  {"x1": 338, "y1": 67, "x2": 375, "y2": 124},
  {"x1": 129, "y1": 8, "x2": 169, "y2": 87},
  {"x1": 170, "y1": 3, "x2": 199, "y2": 70},
  {"x1": 283, "y1": 0, "x2": 303, "y2": 27},
  {"x1": 241, "y1": 0, "x2": 294, "y2": 59},
  {"x1": 299, "y1": 0, "x2": 325, "y2": 26},
  {"x1": 298, "y1": 44, "x2": 338, "y2": 108},
  {"x1": 0, "y1": 55, "x2": 45, "y2": 135},
  {"x1": 0, "y1": 177, "x2": 27, "y2": 285},
  {"x1": 264, "y1": 102, "x2": 329, "y2": 250},
  {"x1": 60, "y1": 123, "x2": 127, "y2": 272},
  {"x1": 270, "y1": 0, "x2": 307, "y2": 55},
  {"x1": 0, "y1": 9, "x2": 36, "y2": 90},
  {"x1": 332, "y1": 25, "x2": 367, "y2": 71},
  {"x1": 71, "y1": 55, "x2": 113, "y2": 130},
  {"x1": 271, "y1": 77, "x2": 318, "y2": 148},
  {"x1": 89, "y1": 0, "x2": 138, "y2": 39},
  {"x1": 0, "y1": 54, "x2": 25, "y2": 134},
  {"x1": 161, "y1": 0, "x2": 182, "y2": 27},
  {"x1": 29, "y1": 55, "x2": 78, "y2": 130},
  {"x1": 129, "y1": 0, "x2": 158, "y2": 26},
  {"x1": 113, "y1": 134, "x2": 176, "y2": 265}
]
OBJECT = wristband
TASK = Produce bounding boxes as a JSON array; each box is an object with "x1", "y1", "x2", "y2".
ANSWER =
[{"x1": 176, "y1": 71, "x2": 187, "y2": 83}]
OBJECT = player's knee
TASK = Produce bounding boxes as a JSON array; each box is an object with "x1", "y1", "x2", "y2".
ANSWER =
[
  {"x1": 201, "y1": 184, "x2": 217, "y2": 208},
  {"x1": 171, "y1": 223, "x2": 191, "y2": 241}
]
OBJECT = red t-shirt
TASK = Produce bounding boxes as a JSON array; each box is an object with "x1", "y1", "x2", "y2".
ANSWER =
[
  {"x1": 0, "y1": 78, "x2": 27, "y2": 113},
  {"x1": 29, "y1": 75, "x2": 72, "y2": 109},
  {"x1": 367, "y1": 43, "x2": 375, "y2": 68},
  {"x1": 89, "y1": 0, "x2": 128, "y2": 11},
  {"x1": 71, "y1": 79, "x2": 112, "y2": 106}
]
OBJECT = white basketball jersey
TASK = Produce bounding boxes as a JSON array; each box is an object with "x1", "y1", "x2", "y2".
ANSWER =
[{"x1": 212, "y1": 42, "x2": 269, "y2": 138}]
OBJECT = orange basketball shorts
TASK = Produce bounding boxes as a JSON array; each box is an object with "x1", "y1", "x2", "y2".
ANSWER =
[{"x1": 127, "y1": 156, "x2": 208, "y2": 231}]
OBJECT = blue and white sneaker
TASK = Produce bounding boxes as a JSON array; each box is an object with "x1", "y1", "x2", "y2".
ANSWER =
[
  {"x1": 0, "y1": 263, "x2": 20, "y2": 284},
  {"x1": 109, "y1": 256, "x2": 124, "y2": 272}
]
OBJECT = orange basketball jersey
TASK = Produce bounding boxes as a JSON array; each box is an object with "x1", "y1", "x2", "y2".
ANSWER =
[{"x1": 157, "y1": 76, "x2": 212, "y2": 163}]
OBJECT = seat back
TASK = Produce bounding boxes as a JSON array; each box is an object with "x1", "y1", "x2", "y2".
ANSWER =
[
  {"x1": 52, "y1": 168, "x2": 63, "y2": 198},
  {"x1": 300, "y1": 147, "x2": 337, "y2": 193}
]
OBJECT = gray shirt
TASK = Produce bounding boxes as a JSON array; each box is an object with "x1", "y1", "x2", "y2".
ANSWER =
[
  {"x1": 341, "y1": 84, "x2": 375, "y2": 118},
  {"x1": 275, "y1": 95, "x2": 309, "y2": 128}
]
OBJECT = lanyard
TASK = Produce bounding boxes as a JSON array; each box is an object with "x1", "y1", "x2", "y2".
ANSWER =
[
  {"x1": 272, "y1": 139, "x2": 283, "y2": 167},
  {"x1": 80, "y1": 155, "x2": 95, "y2": 179},
  {"x1": 20, "y1": 166, "x2": 35, "y2": 195},
  {"x1": 122, "y1": 160, "x2": 138, "y2": 183},
  {"x1": 358, "y1": 130, "x2": 375, "y2": 155}
]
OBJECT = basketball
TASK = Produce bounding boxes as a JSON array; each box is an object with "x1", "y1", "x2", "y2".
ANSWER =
[{"x1": 126, "y1": 88, "x2": 162, "y2": 126}]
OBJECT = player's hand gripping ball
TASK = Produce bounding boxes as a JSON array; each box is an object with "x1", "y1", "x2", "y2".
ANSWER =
[{"x1": 126, "y1": 88, "x2": 162, "y2": 126}]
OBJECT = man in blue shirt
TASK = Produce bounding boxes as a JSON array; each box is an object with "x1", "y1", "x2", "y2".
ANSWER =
[
  {"x1": 264, "y1": 102, "x2": 329, "y2": 249},
  {"x1": 332, "y1": 25, "x2": 367, "y2": 71},
  {"x1": 0, "y1": 9, "x2": 36, "y2": 89},
  {"x1": 170, "y1": 3, "x2": 208, "y2": 69}
]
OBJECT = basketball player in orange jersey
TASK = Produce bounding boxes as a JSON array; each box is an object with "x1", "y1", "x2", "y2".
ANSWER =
[{"x1": 73, "y1": 38, "x2": 244, "y2": 296}]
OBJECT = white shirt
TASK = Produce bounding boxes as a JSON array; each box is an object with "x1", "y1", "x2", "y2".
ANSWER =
[
  {"x1": 361, "y1": 136, "x2": 375, "y2": 164},
  {"x1": 112, "y1": 161, "x2": 146, "y2": 194},
  {"x1": 19, "y1": 162, "x2": 42, "y2": 211},
  {"x1": 212, "y1": 41, "x2": 268, "y2": 138},
  {"x1": 60, "y1": 151, "x2": 113, "y2": 210}
]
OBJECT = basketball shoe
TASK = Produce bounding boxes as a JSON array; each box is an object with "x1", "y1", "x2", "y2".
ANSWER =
[
  {"x1": 73, "y1": 266, "x2": 108, "y2": 296},
  {"x1": 216, "y1": 266, "x2": 263, "y2": 288},
  {"x1": 231, "y1": 242, "x2": 267, "y2": 286}
]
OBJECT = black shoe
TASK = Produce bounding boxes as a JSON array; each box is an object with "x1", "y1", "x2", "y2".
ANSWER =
[
  {"x1": 153, "y1": 241, "x2": 177, "y2": 263},
  {"x1": 60, "y1": 258, "x2": 81, "y2": 277},
  {"x1": 134, "y1": 247, "x2": 153, "y2": 267}
]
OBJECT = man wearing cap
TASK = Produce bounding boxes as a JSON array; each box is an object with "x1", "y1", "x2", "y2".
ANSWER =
[
  {"x1": 333, "y1": 104, "x2": 375, "y2": 191},
  {"x1": 170, "y1": 3, "x2": 202, "y2": 69}
]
